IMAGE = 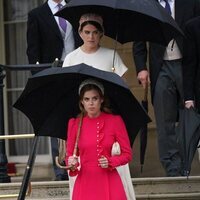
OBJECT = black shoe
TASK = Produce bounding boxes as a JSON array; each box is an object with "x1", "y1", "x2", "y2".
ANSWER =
[
  {"x1": 166, "y1": 169, "x2": 181, "y2": 177},
  {"x1": 181, "y1": 170, "x2": 190, "y2": 177}
]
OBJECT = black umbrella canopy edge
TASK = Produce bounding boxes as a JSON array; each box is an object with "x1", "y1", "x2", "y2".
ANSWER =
[{"x1": 14, "y1": 65, "x2": 129, "y2": 99}]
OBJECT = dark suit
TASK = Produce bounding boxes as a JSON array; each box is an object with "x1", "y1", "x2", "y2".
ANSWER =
[
  {"x1": 183, "y1": 16, "x2": 200, "y2": 112},
  {"x1": 27, "y1": 1, "x2": 81, "y2": 65},
  {"x1": 133, "y1": 0, "x2": 200, "y2": 176},
  {"x1": 26, "y1": 0, "x2": 81, "y2": 180}
]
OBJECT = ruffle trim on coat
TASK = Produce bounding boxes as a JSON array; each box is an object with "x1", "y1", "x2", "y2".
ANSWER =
[
  {"x1": 96, "y1": 117, "x2": 105, "y2": 159},
  {"x1": 96, "y1": 115, "x2": 115, "y2": 171}
]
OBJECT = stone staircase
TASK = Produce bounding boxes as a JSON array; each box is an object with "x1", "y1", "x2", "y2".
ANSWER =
[{"x1": 1, "y1": 176, "x2": 200, "y2": 200}]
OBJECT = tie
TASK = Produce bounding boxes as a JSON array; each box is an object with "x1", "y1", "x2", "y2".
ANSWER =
[
  {"x1": 57, "y1": 4, "x2": 67, "y2": 33},
  {"x1": 163, "y1": 0, "x2": 171, "y2": 15}
]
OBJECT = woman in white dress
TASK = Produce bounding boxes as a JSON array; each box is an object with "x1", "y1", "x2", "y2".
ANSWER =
[{"x1": 63, "y1": 13, "x2": 136, "y2": 200}]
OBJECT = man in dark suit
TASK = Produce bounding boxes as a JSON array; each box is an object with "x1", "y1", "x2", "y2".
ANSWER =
[
  {"x1": 27, "y1": 0, "x2": 80, "y2": 69},
  {"x1": 26, "y1": 0, "x2": 81, "y2": 181},
  {"x1": 183, "y1": 16, "x2": 200, "y2": 163},
  {"x1": 132, "y1": 0, "x2": 200, "y2": 176},
  {"x1": 183, "y1": 16, "x2": 200, "y2": 112}
]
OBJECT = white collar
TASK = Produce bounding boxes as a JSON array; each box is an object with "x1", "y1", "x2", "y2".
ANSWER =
[
  {"x1": 158, "y1": 0, "x2": 174, "y2": 3},
  {"x1": 48, "y1": 0, "x2": 66, "y2": 10}
]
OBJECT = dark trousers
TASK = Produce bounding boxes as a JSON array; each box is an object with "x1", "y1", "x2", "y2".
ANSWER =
[
  {"x1": 51, "y1": 137, "x2": 68, "y2": 180},
  {"x1": 153, "y1": 59, "x2": 183, "y2": 176}
]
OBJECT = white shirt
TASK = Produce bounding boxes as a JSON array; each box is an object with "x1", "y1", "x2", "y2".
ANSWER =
[
  {"x1": 48, "y1": 0, "x2": 75, "y2": 60},
  {"x1": 158, "y1": 0, "x2": 182, "y2": 60}
]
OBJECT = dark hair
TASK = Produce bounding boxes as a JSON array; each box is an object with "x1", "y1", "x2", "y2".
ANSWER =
[
  {"x1": 79, "y1": 84, "x2": 111, "y2": 114},
  {"x1": 79, "y1": 21, "x2": 104, "y2": 33}
]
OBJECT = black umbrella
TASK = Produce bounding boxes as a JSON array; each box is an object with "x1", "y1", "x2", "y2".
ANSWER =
[
  {"x1": 176, "y1": 107, "x2": 200, "y2": 176},
  {"x1": 140, "y1": 84, "x2": 148, "y2": 173},
  {"x1": 56, "y1": 0, "x2": 183, "y2": 45},
  {"x1": 13, "y1": 63, "x2": 151, "y2": 145}
]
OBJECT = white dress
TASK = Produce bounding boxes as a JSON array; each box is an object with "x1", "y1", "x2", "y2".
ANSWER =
[
  {"x1": 63, "y1": 46, "x2": 136, "y2": 200},
  {"x1": 112, "y1": 142, "x2": 136, "y2": 200},
  {"x1": 63, "y1": 47, "x2": 127, "y2": 77}
]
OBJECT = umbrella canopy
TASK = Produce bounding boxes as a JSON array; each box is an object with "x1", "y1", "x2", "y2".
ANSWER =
[
  {"x1": 13, "y1": 64, "x2": 151, "y2": 145},
  {"x1": 176, "y1": 107, "x2": 200, "y2": 176},
  {"x1": 56, "y1": 0, "x2": 183, "y2": 45}
]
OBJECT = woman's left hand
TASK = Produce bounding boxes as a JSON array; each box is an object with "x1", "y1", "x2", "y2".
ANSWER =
[{"x1": 98, "y1": 156, "x2": 108, "y2": 168}]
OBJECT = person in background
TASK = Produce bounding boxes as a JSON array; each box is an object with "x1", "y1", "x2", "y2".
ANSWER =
[
  {"x1": 182, "y1": 16, "x2": 200, "y2": 161},
  {"x1": 62, "y1": 13, "x2": 127, "y2": 78},
  {"x1": 132, "y1": 0, "x2": 200, "y2": 176},
  {"x1": 63, "y1": 13, "x2": 136, "y2": 200},
  {"x1": 66, "y1": 79, "x2": 132, "y2": 200},
  {"x1": 26, "y1": 0, "x2": 81, "y2": 181}
]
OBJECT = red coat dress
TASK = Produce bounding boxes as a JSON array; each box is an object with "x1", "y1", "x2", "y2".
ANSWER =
[{"x1": 66, "y1": 112, "x2": 132, "y2": 200}]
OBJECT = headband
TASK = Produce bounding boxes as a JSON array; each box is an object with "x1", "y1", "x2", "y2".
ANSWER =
[
  {"x1": 79, "y1": 13, "x2": 104, "y2": 31},
  {"x1": 79, "y1": 79, "x2": 104, "y2": 95}
]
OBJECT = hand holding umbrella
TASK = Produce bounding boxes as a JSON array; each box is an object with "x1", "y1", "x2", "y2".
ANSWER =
[{"x1": 55, "y1": 111, "x2": 84, "y2": 169}]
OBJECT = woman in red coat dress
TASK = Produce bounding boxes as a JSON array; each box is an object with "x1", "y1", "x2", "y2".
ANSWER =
[{"x1": 65, "y1": 79, "x2": 132, "y2": 200}]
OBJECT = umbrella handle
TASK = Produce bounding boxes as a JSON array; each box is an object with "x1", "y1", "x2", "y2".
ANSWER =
[
  {"x1": 72, "y1": 112, "x2": 84, "y2": 156},
  {"x1": 55, "y1": 156, "x2": 72, "y2": 169},
  {"x1": 143, "y1": 83, "x2": 148, "y2": 102},
  {"x1": 55, "y1": 112, "x2": 84, "y2": 170},
  {"x1": 111, "y1": 33, "x2": 119, "y2": 73}
]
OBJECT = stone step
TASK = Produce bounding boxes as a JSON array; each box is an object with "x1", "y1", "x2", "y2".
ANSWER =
[
  {"x1": 135, "y1": 176, "x2": 200, "y2": 199},
  {"x1": 1, "y1": 176, "x2": 200, "y2": 200},
  {"x1": 10, "y1": 163, "x2": 54, "y2": 182}
]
